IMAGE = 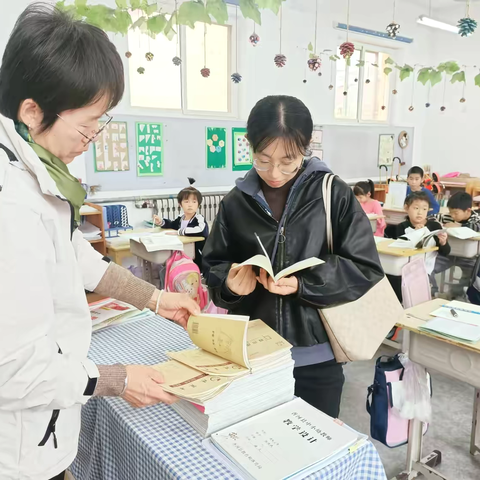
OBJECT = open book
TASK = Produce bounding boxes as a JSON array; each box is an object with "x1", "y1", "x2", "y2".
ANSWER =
[
  {"x1": 233, "y1": 233, "x2": 324, "y2": 282},
  {"x1": 135, "y1": 232, "x2": 184, "y2": 252},
  {"x1": 389, "y1": 226, "x2": 444, "y2": 250},
  {"x1": 446, "y1": 227, "x2": 480, "y2": 240},
  {"x1": 154, "y1": 314, "x2": 292, "y2": 403}
]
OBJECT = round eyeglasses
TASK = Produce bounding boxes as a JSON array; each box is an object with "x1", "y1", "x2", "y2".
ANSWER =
[
  {"x1": 57, "y1": 113, "x2": 113, "y2": 145},
  {"x1": 253, "y1": 158, "x2": 304, "y2": 176}
]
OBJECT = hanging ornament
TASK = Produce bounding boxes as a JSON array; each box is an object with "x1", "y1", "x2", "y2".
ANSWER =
[
  {"x1": 365, "y1": 79, "x2": 371, "y2": 84},
  {"x1": 318, "y1": 71, "x2": 323, "y2": 77},
  {"x1": 343, "y1": 91, "x2": 348, "y2": 96},
  {"x1": 145, "y1": 52, "x2": 154, "y2": 61},
  {"x1": 137, "y1": 67, "x2": 145, "y2": 74},
  {"x1": 408, "y1": 66, "x2": 417, "y2": 112},
  {"x1": 172, "y1": 1, "x2": 182, "y2": 67},
  {"x1": 458, "y1": 1, "x2": 477, "y2": 36},
  {"x1": 409, "y1": 106, "x2": 414, "y2": 112},
  {"x1": 201, "y1": 24, "x2": 210, "y2": 78},
  {"x1": 440, "y1": 74, "x2": 448, "y2": 112},
  {"x1": 460, "y1": 97, "x2": 466, "y2": 103},
  {"x1": 354, "y1": 78, "x2": 358, "y2": 82},
  {"x1": 460, "y1": 66, "x2": 467, "y2": 102},
  {"x1": 328, "y1": 57, "x2": 335, "y2": 91},
  {"x1": 308, "y1": 56, "x2": 321, "y2": 72},
  {"x1": 381, "y1": 106, "x2": 386, "y2": 110},
  {"x1": 392, "y1": 89, "x2": 398, "y2": 94},
  {"x1": 440, "y1": 106, "x2": 446, "y2": 112},
  {"x1": 303, "y1": 79, "x2": 307, "y2": 84},
  {"x1": 340, "y1": 42, "x2": 355, "y2": 60},
  {"x1": 329, "y1": 85, "x2": 334, "y2": 90},
  {"x1": 386, "y1": 22, "x2": 401, "y2": 38},
  {"x1": 231, "y1": 7, "x2": 242, "y2": 83},
  {"x1": 172, "y1": 56, "x2": 182, "y2": 66},
  {"x1": 125, "y1": 51, "x2": 132, "y2": 59},
  {"x1": 425, "y1": 103, "x2": 431, "y2": 108},
  {"x1": 249, "y1": 22, "x2": 260, "y2": 46},
  {"x1": 274, "y1": 6, "x2": 286, "y2": 67}
]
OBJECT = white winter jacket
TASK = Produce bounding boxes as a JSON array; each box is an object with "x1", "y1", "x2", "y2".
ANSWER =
[{"x1": 0, "y1": 115, "x2": 109, "y2": 480}]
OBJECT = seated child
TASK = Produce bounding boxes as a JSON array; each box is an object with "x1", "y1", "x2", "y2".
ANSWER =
[
  {"x1": 154, "y1": 184, "x2": 208, "y2": 270},
  {"x1": 443, "y1": 192, "x2": 480, "y2": 231},
  {"x1": 354, "y1": 179, "x2": 386, "y2": 237},
  {"x1": 391, "y1": 192, "x2": 450, "y2": 299},
  {"x1": 406, "y1": 166, "x2": 440, "y2": 216}
]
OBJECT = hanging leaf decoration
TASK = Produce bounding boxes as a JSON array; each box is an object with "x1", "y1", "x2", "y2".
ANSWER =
[
  {"x1": 256, "y1": 0, "x2": 285, "y2": 15},
  {"x1": 475, "y1": 74, "x2": 480, "y2": 87},
  {"x1": 239, "y1": 0, "x2": 262, "y2": 25},
  {"x1": 384, "y1": 67, "x2": 392, "y2": 75},
  {"x1": 417, "y1": 68, "x2": 431, "y2": 85},
  {"x1": 147, "y1": 14, "x2": 167, "y2": 35},
  {"x1": 437, "y1": 61, "x2": 460, "y2": 74},
  {"x1": 115, "y1": 0, "x2": 128, "y2": 8},
  {"x1": 130, "y1": 0, "x2": 142, "y2": 9},
  {"x1": 131, "y1": 16, "x2": 146, "y2": 29},
  {"x1": 178, "y1": 1, "x2": 211, "y2": 29},
  {"x1": 385, "y1": 57, "x2": 395, "y2": 65},
  {"x1": 143, "y1": 3, "x2": 158, "y2": 15},
  {"x1": 355, "y1": 60, "x2": 365, "y2": 68},
  {"x1": 451, "y1": 71, "x2": 466, "y2": 84},
  {"x1": 429, "y1": 70, "x2": 443, "y2": 87},
  {"x1": 308, "y1": 42, "x2": 314, "y2": 52},
  {"x1": 329, "y1": 55, "x2": 341, "y2": 61},
  {"x1": 164, "y1": 15, "x2": 177, "y2": 40},
  {"x1": 206, "y1": 0, "x2": 229, "y2": 25},
  {"x1": 399, "y1": 64, "x2": 414, "y2": 81}
]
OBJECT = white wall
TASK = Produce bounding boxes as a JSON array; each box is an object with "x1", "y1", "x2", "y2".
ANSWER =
[{"x1": 0, "y1": 0, "x2": 471, "y2": 185}]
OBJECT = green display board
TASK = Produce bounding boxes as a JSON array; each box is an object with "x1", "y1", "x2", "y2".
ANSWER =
[
  {"x1": 136, "y1": 122, "x2": 163, "y2": 177},
  {"x1": 232, "y1": 128, "x2": 253, "y2": 171},
  {"x1": 206, "y1": 127, "x2": 227, "y2": 169}
]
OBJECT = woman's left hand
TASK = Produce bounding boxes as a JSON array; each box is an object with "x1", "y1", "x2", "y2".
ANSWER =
[
  {"x1": 149, "y1": 291, "x2": 200, "y2": 329},
  {"x1": 256, "y1": 269, "x2": 298, "y2": 296},
  {"x1": 437, "y1": 232, "x2": 448, "y2": 246}
]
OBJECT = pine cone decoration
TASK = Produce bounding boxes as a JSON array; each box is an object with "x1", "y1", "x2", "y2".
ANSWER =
[
  {"x1": 274, "y1": 54, "x2": 287, "y2": 68},
  {"x1": 137, "y1": 67, "x2": 145, "y2": 74},
  {"x1": 145, "y1": 52, "x2": 154, "y2": 61},
  {"x1": 172, "y1": 56, "x2": 182, "y2": 66},
  {"x1": 458, "y1": 17, "x2": 477, "y2": 37},
  {"x1": 125, "y1": 51, "x2": 132, "y2": 59},
  {"x1": 386, "y1": 21, "x2": 400, "y2": 38},
  {"x1": 201, "y1": 67, "x2": 211, "y2": 78},
  {"x1": 307, "y1": 56, "x2": 321, "y2": 72},
  {"x1": 339, "y1": 41, "x2": 355, "y2": 59},
  {"x1": 249, "y1": 33, "x2": 260, "y2": 46},
  {"x1": 231, "y1": 72, "x2": 242, "y2": 84}
]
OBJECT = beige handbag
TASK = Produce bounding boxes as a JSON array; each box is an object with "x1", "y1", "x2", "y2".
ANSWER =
[{"x1": 318, "y1": 174, "x2": 404, "y2": 363}]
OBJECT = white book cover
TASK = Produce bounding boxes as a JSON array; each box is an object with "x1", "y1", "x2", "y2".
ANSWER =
[
  {"x1": 446, "y1": 227, "x2": 480, "y2": 240},
  {"x1": 208, "y1": 398, "x2": 363, "y2": 480}
]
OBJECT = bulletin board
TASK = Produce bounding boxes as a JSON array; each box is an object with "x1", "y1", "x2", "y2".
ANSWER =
[
  {"x1": 94, "y1": 121, "x2": 129, "y2": 172},
  {"x1": 232, "y1": 128, "x2": 253, "y2": 171},
  {"x1": 136, "y1": 122, "x2": 163, "y2": 177},
  {"x1": 206, "y1": 127, "x2": 227, "y2": 169},
  {"x1": 378, "y1": 134, "x2": 395, "y2": 167}
]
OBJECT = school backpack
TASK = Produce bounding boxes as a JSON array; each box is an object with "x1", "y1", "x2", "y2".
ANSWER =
[
  {"x1": 366, "y1": 355, "x2": 429, "y2": 448},
  {"x1": 164, "y1": 251, "x2": 209, "y2": 310}
]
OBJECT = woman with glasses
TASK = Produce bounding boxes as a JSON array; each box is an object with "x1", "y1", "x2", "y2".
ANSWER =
[
  {"x1": 0, "y1": 5, "x2": 199, "y2": 480},
  {"x1": 203, "y1": 95, "x2": 383, "y2": 418}
]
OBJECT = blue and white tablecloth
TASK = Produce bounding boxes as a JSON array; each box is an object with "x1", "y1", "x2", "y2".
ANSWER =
[{"x1": 71, "y1": 316, "x2": 387, "y2": 480}]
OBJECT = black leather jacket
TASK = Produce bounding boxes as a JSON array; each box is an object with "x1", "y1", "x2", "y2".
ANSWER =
[{"x1": 202, "y1": 159, "x2": 384, "y2": 347}]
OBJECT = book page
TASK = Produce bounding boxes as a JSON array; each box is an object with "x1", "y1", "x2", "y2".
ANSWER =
[
  {"x1": 187, "y1": 314, "x2": 250, "y2": 368},
  {"x1": 446, "y1": 227, "x2": 480, "y2": 240},
  {"x1": 247, "y1": 320, "x2": 292, "y2": 361},
  {"x1": 89, "y1": 299, "x2": 137, "y2": 327},
  {"x1": 233, "y1": 254, "x2": 275, "y2": 279},
  {"x1": 153, "y1": 361, "x2": 232, "y2": 399},
  {"x1": 274, "y1": 258, "x2": 324, "y2": 282},
  {"x1": 167, "y1": 349, "x2": 249, "y2": 377}
]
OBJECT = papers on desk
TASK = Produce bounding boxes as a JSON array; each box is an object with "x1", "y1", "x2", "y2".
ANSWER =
[
  {"x1": 79, "y1": 221, "x2": 102, "y2": 241},
  {"x1": 445, "y1": 227, "x2": 480, "y2": 240},
  {"x1": 388, "y1": 227, "x2": 442, "y2": 250},
  {"x1": 136, "y1": 232, "x2": 184, "y2": 252},
  {"x1": 203, "y1": 398, "x2": 366, "y2": 480},
  {"x1": 421, "y1": 301, "x2": 480, "y2": 343}
]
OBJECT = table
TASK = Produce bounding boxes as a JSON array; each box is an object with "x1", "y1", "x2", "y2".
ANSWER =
[
  {"x1": 71, "y1": 316, "x2": 387, "y2": 480},
  {"x1": 368, "y1": 215, "x2": 386, "y2": 234},
  {"x1": 392, "y1": 299, "x2": 480, "y2": 480},
  {"x1": 376, "y1": 239, "x2": 439, "y2": 276}
]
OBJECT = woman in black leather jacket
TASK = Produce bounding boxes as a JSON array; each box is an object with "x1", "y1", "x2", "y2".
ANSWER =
[{"x1": 202, "y1": 96, "x2": 383, "y2": 417}]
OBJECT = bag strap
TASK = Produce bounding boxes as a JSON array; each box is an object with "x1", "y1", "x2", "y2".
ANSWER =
[{"x1": 321, "y1": 173, "x2": 336, "y2": 254}]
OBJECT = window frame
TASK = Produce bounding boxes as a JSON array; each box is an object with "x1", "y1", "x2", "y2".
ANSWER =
[{"x1": 334, "y1": 42, "x2": 395, "y2": 125}]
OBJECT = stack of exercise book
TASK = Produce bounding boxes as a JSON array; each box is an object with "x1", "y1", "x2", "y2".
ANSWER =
[{"x1": 154, "y1": 313, "x2": 295, "y2": 437}]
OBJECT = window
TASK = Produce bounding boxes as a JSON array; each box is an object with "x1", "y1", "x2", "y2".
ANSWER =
[
  {"x1": 334, "y1": 46, "x2": 390, "y2": 123},
  {"x1": 128, "y1": 20, "x2": 231, "y2": 115}
]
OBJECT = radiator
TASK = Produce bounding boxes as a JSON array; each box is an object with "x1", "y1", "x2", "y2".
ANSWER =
[{"x1": 155, "y1": 194, "x2": 225, "y2": 225}]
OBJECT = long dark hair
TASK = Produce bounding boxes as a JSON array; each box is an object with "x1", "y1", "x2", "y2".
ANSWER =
[
  {"x1": 354, "y1": 180, "x2": 375, "y2": 197},
  {"x1": 246, "y1": 95, "x2": 313, "y2": 158}
]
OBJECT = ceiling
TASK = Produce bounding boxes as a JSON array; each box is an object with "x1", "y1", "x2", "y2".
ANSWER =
[{"x1": 407, "y1": 0, "x2": 480, "y2": 9}]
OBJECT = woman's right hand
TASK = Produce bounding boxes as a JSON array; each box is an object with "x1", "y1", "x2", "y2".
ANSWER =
[
  {"x1": 226, "y1": 264, "x2": 257, "y2": 296},
  {"x1": 121, "y1": 365, "x2": 177, "y2": 408}
]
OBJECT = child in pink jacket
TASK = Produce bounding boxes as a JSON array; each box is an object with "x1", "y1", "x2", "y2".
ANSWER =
[{"x1": 354, "y1": 180, "x2": 386, "y2": 237}]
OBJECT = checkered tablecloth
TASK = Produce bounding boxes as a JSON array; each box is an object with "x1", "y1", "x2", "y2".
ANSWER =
[{"x1": 71, "y1": 316, "x2": 387, "y2": 480}]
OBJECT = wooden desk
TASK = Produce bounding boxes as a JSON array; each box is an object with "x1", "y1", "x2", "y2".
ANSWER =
[
  {"x1": 382, "y1": 207, "x2": 405, "y2": 226},
  {"x1": 376, "y1": 239, "x2": 438, "y2": 276},
  {"x1": 391, "y1": 299, "x2": 480, "y2": 480}
]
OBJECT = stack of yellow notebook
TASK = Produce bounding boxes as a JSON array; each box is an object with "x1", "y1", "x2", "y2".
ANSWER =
[{"x1": 154, "y1": 313, "x2": 295, "y2": 437}]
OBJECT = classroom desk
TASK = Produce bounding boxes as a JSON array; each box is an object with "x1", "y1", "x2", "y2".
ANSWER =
[
  {"x1": 368, "y1": 215, "x2": 385, "y2": 233},
  {"x1": 376, "y1": 239, "x2": 439, "y2": 276},
  {"x1": 447, "y1": 235, "x2": 480, "y2": 259},
  {"x1": 392, "y1": 299, "x2": 480, "y2": 480},
  {"x1": 383, "y1": 207, "x2": 406, "y2": 226},
  {"x1": 70, "y1": 315, "x2": 387, "y2": 480}
]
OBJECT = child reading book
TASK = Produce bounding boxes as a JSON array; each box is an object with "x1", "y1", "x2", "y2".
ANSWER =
[
  {"x1": 406, "y1": 166, "x2": 440, "y2": 215},
  {"x1": 354, "y1": 179, "x2": 386, "y2": 237},
  {"x1": 443, "y1": 192, "x2": 480, "y2": 231},
  {"x1": 154, "y1": 179, "x2": 208, "y2": 269}
]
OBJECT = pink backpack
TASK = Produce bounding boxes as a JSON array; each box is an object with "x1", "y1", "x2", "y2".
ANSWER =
[{"x1": 164, "y1": 251, "x2": 208, "y2": 310}]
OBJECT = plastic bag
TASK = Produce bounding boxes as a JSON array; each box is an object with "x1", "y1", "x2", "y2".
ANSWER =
[{"x1": 396, "y1": 353, "x2": 432, "y2": 423}]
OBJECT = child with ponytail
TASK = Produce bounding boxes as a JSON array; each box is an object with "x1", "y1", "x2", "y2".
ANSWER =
[{"x1": 354, "y1": 180, "x2": 386, "y2": 237}]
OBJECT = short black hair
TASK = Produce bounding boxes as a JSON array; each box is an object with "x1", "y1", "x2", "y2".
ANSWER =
[
  {"x1": 408, "y1": 166, "x2": 424, "y2": 178},
  {"x1": 448, "y1": 192, "x2": 473, "y2": 211},
  {"x1": 247, "y1": 95, "x2": 313, "y2": 158},
  {"x1": 177, "y1": 187, "x2": 202, "y2": 205},
  {"x1": 0, "y1": 3, "x2": 124, "y2": 132},
  {"x1": 404, "y1": 191, "x2": 430, "y2": 207},
  {"x1": 354, "y1": 179, "x2": 375, "y2": 197}
]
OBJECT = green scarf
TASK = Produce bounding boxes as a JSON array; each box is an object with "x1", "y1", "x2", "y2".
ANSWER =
[{"x1": 15, "y1": 122, "x2": 86, "y2": 225}]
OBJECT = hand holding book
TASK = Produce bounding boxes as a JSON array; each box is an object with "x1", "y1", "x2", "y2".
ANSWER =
[{"x1": 257, "y1": 268, "x2": 298, "y2": 295}]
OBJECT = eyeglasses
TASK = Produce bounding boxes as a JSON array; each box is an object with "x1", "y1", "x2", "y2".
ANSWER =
[
  {"x1": 253, "y1": 157, "x2": 303, "y2": 176},
  {"x1": 57, "y1": 112, "x2": 113, "y2": 145}
]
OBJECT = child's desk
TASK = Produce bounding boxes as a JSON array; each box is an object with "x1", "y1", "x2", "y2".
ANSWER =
[
  {"x1": 391, "y1": 299, "x2": 480, "y2": 480},
  {"x1": 367, "y1": 214, "x2": 385, "y2": 233},
  {"x1": 447, "y1": 235, "x2": 480, "y2": 259},
  {"x1": 382, "y1": 207, "x2": 405, "y2": 226},
  {"x1": 376, "y1": 239, "x2": 438, "y2": 276}
]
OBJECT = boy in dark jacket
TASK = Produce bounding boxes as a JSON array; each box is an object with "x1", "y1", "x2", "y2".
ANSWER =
[{"x1": 154, "y1": 186, "x2": 208, "y2": 270}]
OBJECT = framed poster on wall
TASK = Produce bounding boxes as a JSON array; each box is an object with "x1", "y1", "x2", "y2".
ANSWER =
[
  {"x1": 136, "y1": 122, "x2": 163, "y2": 177},
  {"x1": 94, "y1": 121, "x2": 129, "y2": 172},
  {"x1": 206, "y1": 127, "x2": 227, "y2": 169},
  {"x1": 378, "y1": 134, "x2": 395, "y2": 167},
  {"x1": 232, "y1": 128, "x2": 253, "y2": 171}
]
